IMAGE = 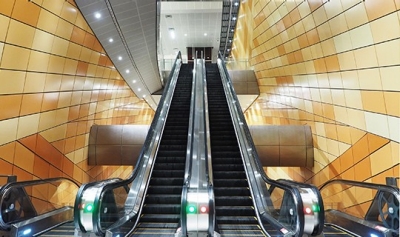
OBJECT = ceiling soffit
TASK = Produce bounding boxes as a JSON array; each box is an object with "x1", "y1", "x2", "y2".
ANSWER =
[{"x1": 76, "y1": 0, "x2": 161, "y2": 110}]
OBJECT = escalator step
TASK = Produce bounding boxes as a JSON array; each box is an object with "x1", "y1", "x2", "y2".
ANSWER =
[
  {"x1": 139, "y1": 214, "x2": 180, "y2": 223},
  {"x1": 213, "y1": 187, "x2": 251, "y2": 196},
  {"x1": 147, "y1": 185, "x2": 183, "y2": 194},
  {"x1": 215, "y1": 196, "x2": 253, "y2": 206},
  {"x1": 145, "y1": 194, "x2": 181, "y2": 204},
  {"x1": 142, "y1": 204, "x2": 180, "y2": 214}
]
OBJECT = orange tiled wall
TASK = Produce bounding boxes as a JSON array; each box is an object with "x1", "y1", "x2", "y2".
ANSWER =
[
  {"x1": 232, "y1": 0, "x2": 399, "y2": 186},
  {"x1": 0, "y1": 0, "x2": 154, "y2": 185}
]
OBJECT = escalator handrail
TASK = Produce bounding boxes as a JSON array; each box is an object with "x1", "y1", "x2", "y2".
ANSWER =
[
  {"x1": 181, "y1": 55, "x2": 216, "y2": 236},
  {"x1": 74, "y1": 52, "x2": 182, "y2": 236},
  {"x1": 203, "y1": 59, "x2": 216, "y2": 236},
  {"x1": 0, "y1": 177, "x2": 79, "y2": 229},
  {"x1": 180, "y1": 58, "x2": 197, "y2": 237},
  {"x1": 217, "y1": 52, "x2": 306, "y2": 236},
  {"x1": 320, "y1": 179, "x2": 400, "y2": 198}
]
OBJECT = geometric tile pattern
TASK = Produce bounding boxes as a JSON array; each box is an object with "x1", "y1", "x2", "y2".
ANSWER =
[
  {"x1": 0, "y1": 0, "x2": 154, "y2": 184},
  {"x1": 232, "y1": 0, "x2": 399, "y2": 185}
]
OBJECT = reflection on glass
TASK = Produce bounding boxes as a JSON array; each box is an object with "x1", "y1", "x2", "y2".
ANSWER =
[{"x1": 0, "y1": 178, "x2": 78, "y2": 226}]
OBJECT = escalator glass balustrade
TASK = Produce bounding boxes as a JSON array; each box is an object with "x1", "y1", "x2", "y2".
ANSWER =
[
  {"x1": 320, "y1": 179, "x2": 399, "y2": 237},
  {"x1": 0, "y1": 177, "x2": 79, "y2": 237}
]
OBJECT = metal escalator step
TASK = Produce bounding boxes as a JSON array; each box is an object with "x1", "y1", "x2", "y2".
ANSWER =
[
  {"x1": 139, "y1": 214, "x2": 180, "y2": 223},
  {"x1": 142, "y1": 204, "x2": 180, "y2": 214}
]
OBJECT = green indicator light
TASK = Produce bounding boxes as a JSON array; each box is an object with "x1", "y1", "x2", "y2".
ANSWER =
[
  {"x1": 186, "y1": 204, "x2": 197, "y2": 214},
  {"x1": 311, "y1": 204, "x2": 320, "y2": 212},
  {"x1": 85, "y1": 204, "x2": 94, "y2": 212}
]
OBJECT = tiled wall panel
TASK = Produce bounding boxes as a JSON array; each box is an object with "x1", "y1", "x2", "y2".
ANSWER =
[
  {"x1": 0, "y1": 0, "x2": 154, "y2": 184},
  {"x1": 232, "y1": 0, "x2": 399, "y2": 186}
]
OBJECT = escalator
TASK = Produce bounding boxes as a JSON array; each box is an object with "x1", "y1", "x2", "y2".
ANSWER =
[
  {"x1": 0, "y1": 177, "x2": 79, "y2": 237},
  {"x1": 130, "y1": 63, "x2": 192, "y2": 236},
  {"x1": 206, "y1": 63, "x2": 272, "y2": 236},
  {"x1": 320, "y1": 179, "x2": 399, "y2": 237}
]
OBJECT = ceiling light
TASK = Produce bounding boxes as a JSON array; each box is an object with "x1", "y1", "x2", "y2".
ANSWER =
[
  {"x1": 169, "y1": 28, "x2": 175, "y2": 39},
  {"x1": 132, "y1": 80, "x2": 136, "y2": 83},
  {"x1": 118, "y1": 56, "x2": 122, "y2": 60},
  {"x1": 143, "y1": 95, "x2": 146, "y2": 98},
  {"x1": 125, "y1": 69, "x2": 130, "y2": 73},
  {"x1": 94, "y1": 12, "x2": 101, "y2": 19},
  {"x1": 231, "y1": 29, "x2": 234, "y2": 32},
  {"x1": 138, "y1": 88, "x2": 141, "y2": 92},
  {"x1": 108, "y1": 38, "x2": 113, "y2": 42},
  {"x1": 204, "y1": 33, "x2": 207, "y2": 36},
  {"x1": 232, "y1": 17, "x2": 237, "y2": 20},
  {"x1": 234, "y1": 2, "x2": 239, "y2": 6},
  {"x1": 184, "y1": 33, "x2": 187, "y2": 36}
]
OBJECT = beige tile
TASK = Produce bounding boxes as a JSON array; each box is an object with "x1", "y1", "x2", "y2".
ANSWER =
[
  {"x1": 28, "y1": 51, "x2": 50, "y2": 72},
  {"x1": 341, "y1": 71, "x2": 359, "y2": 89},
  {"x1": 17, "y1": 114, "x2": 40, "y2": 140},
  {"x1": 0, "y1": 44, "x2": 30, "y2": 70},
  {"x1": 320, "y1": 39, "x2": 336, "y2": 56},
  {"x1": 47, "y1": 55, "x2": 66, "y2": 74},
  {"x1": 23, "y1": 73, "x2": 45, "y2": 93},
  {"x1": 66, "y1": 42, "x2": 82, "y2": 59},
  {"x1": 55, "y1": 19, "x2": 74, "y2": 40},
  {"x1": 51, "y1": 37, "x2": 69, "y2": 57},
  {"x1": 349, "y1": 24, "x2": 374, "y2": 49},
  {"x1": 358, "y1": 68, "x2": 382, "y2": 90},
  {"x1": 344, "y1": 3, "x2": 369, "y2": 29},
  {"x1": 365, "y1": 112, "x2": 390, "y2": 139},
  {"x1": 354, "y1": 46, "x2": 379, "y2": 69},
  {"x1": 329, "y1": 14, "x2": 348, "y2": 36},
  {"x1": 387, "y1": 116, "x2": 399, "y2": 142},
  {"x1": 0, "y1": 70, "x2": 26, "y2": 94},
  {"x1": 375, "y1": 39, "x2": 400, "y2": 66},
  {"x1": 0, "y1": 15, "x2": 10, "y2": 42},
  {"x1": 331, "y1": 89, "x2": 346, "y2": 107},
  {"x1": 370, "y1": 12, "x2": 400, "y2": 43},
  {"x1": 0, "y1": 43, "x2": 3, "y2": 60},
  {"x1": 362, "y1": 90, "x2": 387, "y2": 114},
  {"x1": 42, "y1": 0, "x2": 64, "y2": 16},
  {"x1": 6, "y1": 19, "x2": 35, "y2": 48},
  {"x1": 32, "y1": 29, "x2": 54, "y2": 53},
  {"x1": 347, "y1": 108, "x2": 366, "y2": 130},
  {"x1": 337, "y1": 51, "x2": 357, "y2": 70},
  {"x1": 384, "y1": 92, "x2": 400, "y2": 117},
  {"x1": 38, "y1": 110, "x2": 57, "y2": 132},
  {"x1": 380, "y1": 66, "x2": 400, "y2": 91},
  {"x1": 0, "y1": 118, "x2": 18, "y2": 146},
  {"x1": 344, "y1": 90, "x2": 363, "y2": 109},
  {"x1": 370, "y1": 144, "x2": 394, "y2": 175},
  {"x1": 36, "y1": 8, "x2": 58, "y2": 34},
  {"x1": 333, "y1": 32, "x2": 353, "y2": 53},
  {"x1": 324, "y1": 0, "x2": 343, "y2": 19}
]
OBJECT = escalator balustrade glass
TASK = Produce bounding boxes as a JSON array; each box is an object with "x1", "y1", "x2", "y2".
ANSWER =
[
  {"x1": 320, "y1": 179, "x2": 399, "y2": 237},
  {"x1": 0, "y1": 177, "x2": 79, "y2": 236}
]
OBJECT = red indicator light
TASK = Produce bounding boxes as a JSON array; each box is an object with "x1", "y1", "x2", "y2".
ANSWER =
[
  {"x1": 200, "y1": 206, "x2": 207, "y2": 213},
  {"x1": 304, "y1": 207, "x2": 312, "y2": 214}
]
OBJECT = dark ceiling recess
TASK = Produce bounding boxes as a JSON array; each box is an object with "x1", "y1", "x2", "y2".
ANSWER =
[{"x1": 219, "y1": 0, "x2": 240, "y2": 59}]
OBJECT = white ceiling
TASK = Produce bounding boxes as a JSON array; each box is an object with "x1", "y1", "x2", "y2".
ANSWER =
[{"x1": 160, "y1": 1, "x2": 223, "y2": 61}]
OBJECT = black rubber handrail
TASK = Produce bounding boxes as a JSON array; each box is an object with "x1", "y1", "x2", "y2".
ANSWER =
[{"x1": 320, "y1": 179, "x2": 400, "y2": 196}]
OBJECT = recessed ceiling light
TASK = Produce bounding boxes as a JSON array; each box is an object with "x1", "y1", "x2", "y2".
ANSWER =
[
  {"x1": 138, "y1": 88, "x2": 141, "y2": 92},
  {"x1": 184, "y1": 33, "x2": 187, "y2": 36},
  {"x1": 232, "y1": 17, "x2": 237, "y2": 20},
  {"x1": 143, "y1": 95, "x2": 146, "y2": 98},
  {"x1": 118, "y1": 56, "x2": 122, "y2": 60},
  {"x1": 204, "y1": 33, "x2": 207, "y2": 36},
  {"x1": 132, "y1": 80, "x2": 136, "y2": 83},
  {"x1": 169, "y1": 28, "x2": 175, "y2": 39},
  {"x1": 94, "y1": 12, "x2": 101, "y2": 19},
  {"x1": 109, "y1": 38, "x2": 113, "y2": 42},
  {"x1": 231, "y1": 29, "x2": 234, "y2": 32},
  {"x1": 234, "y1": 2, "x2": 239, "y2": 6},
  {"x1": 125, "y1": 69, "x2": 130, "y2": 73}
]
